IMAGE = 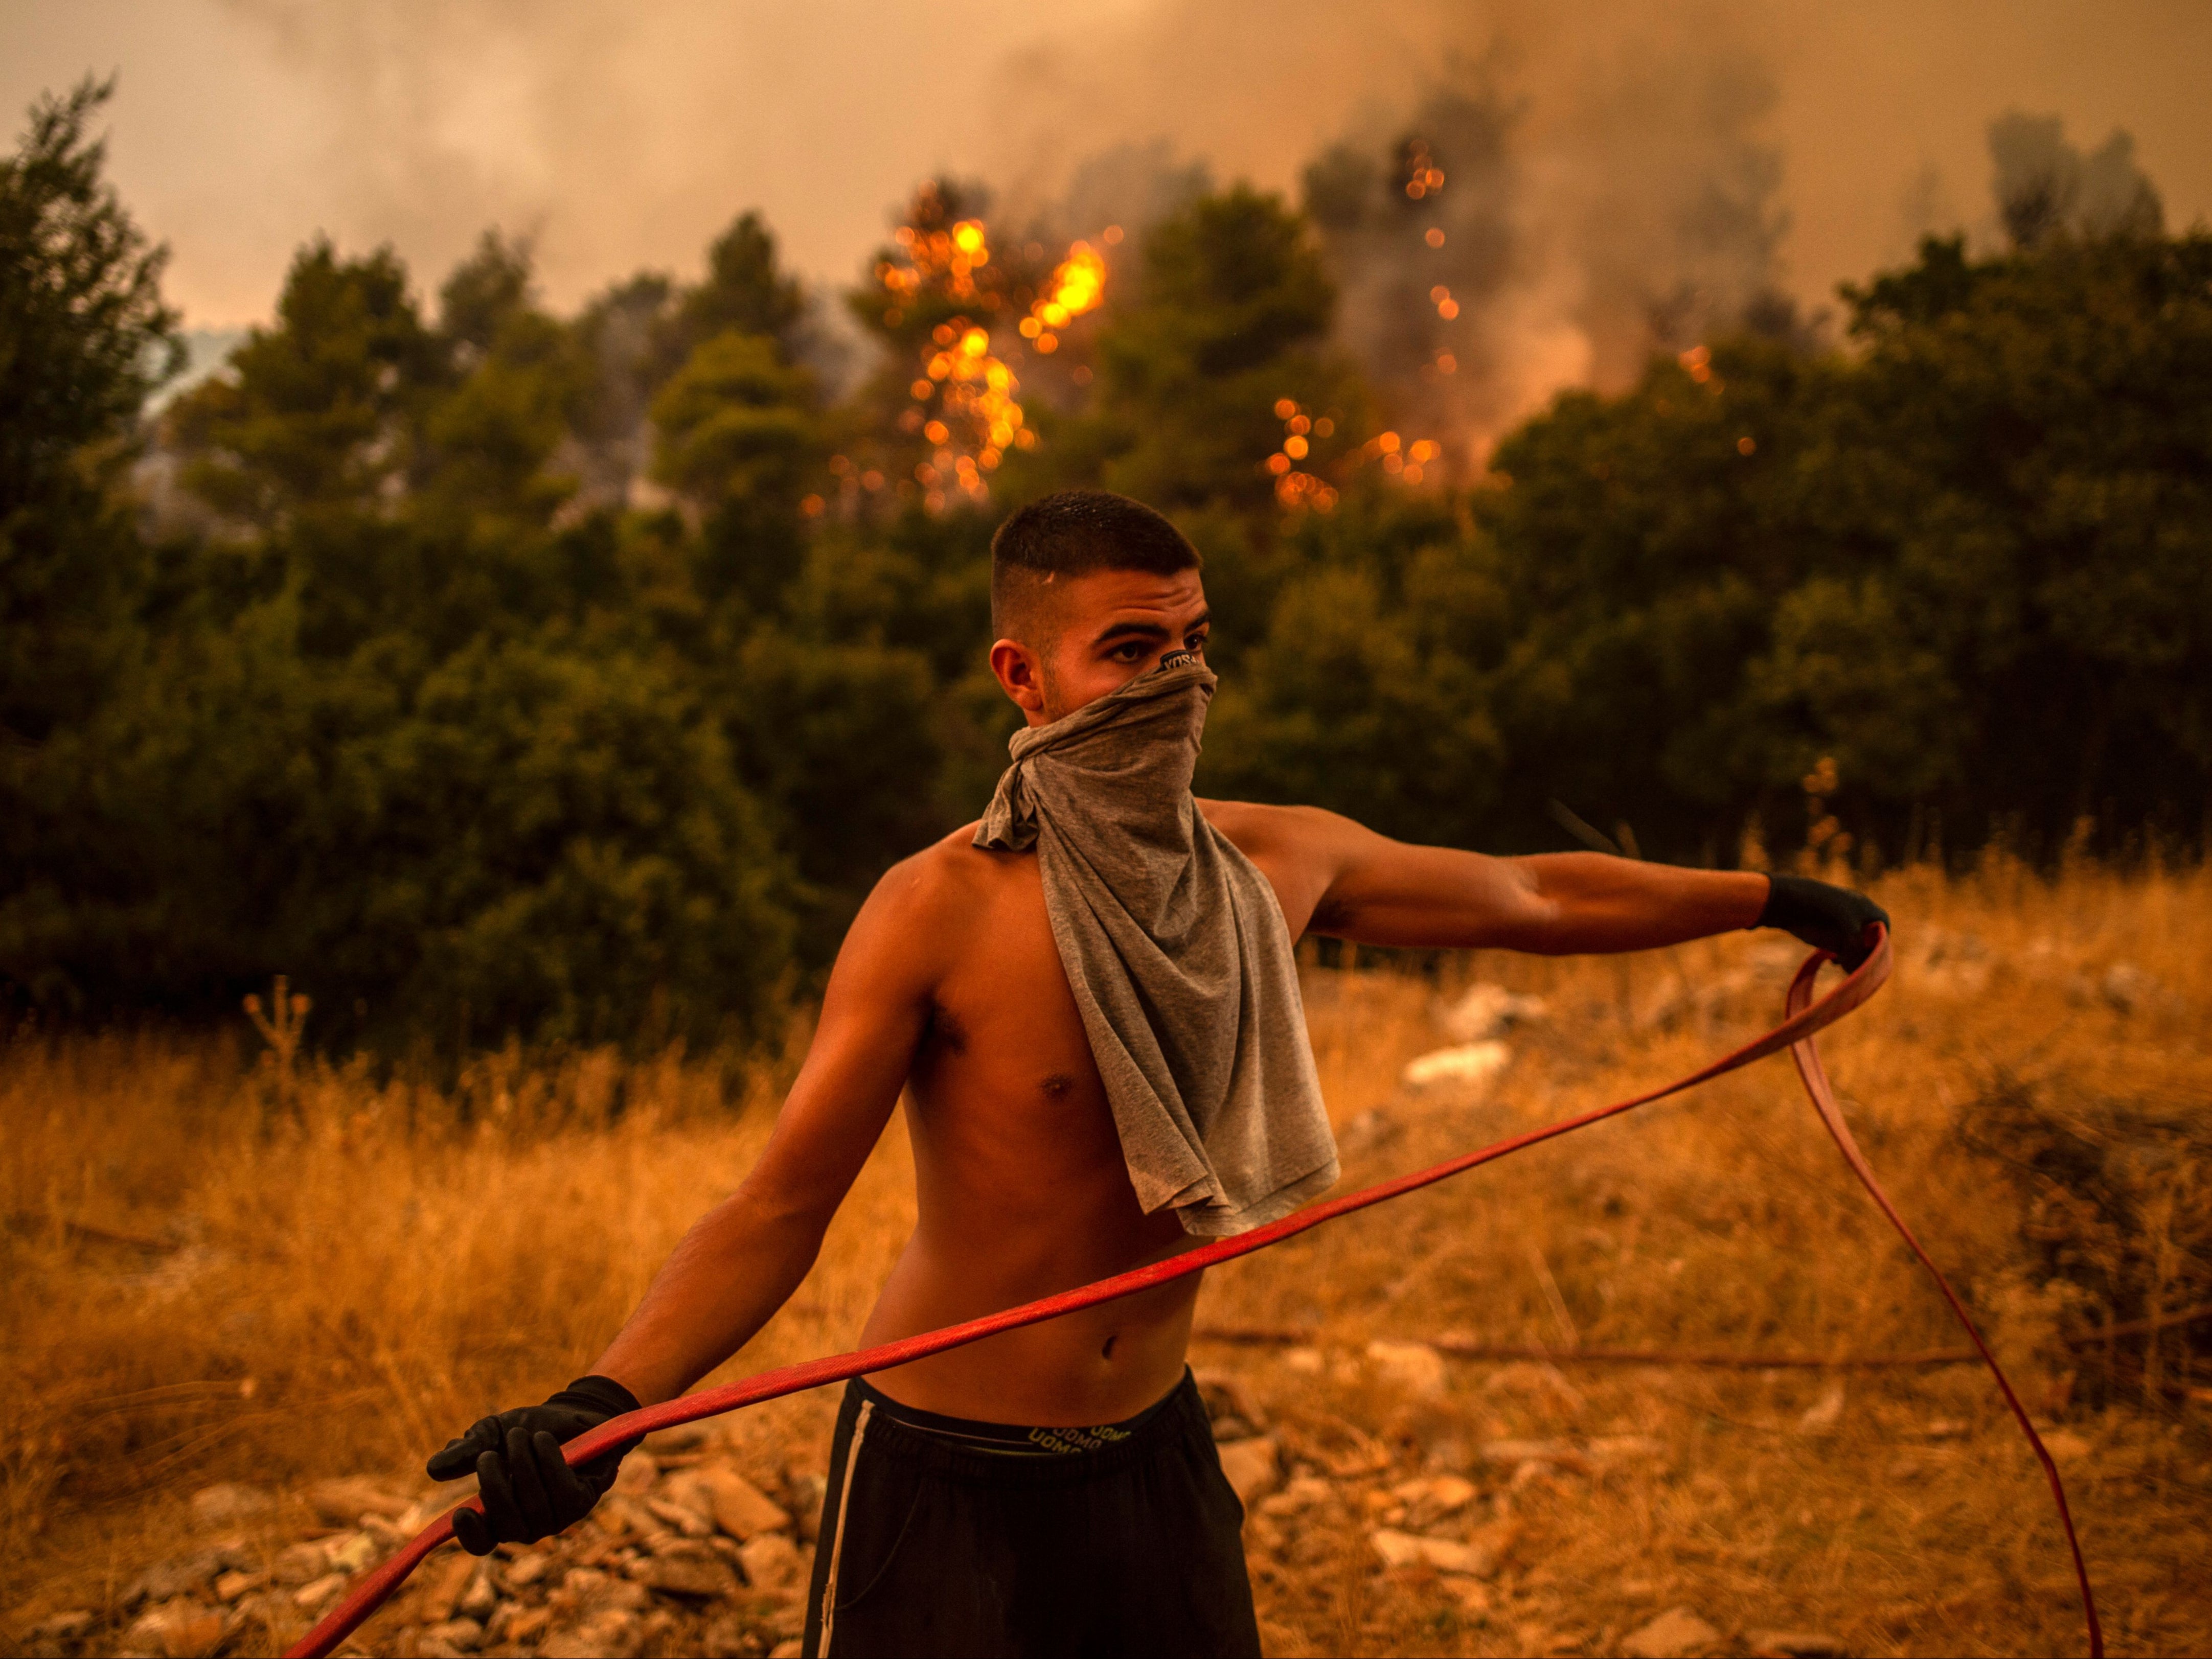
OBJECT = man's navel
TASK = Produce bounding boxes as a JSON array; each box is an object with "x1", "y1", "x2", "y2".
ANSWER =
[{"x1": 1040, "y1": 1072, "x2": 1074, "y2": 1098}]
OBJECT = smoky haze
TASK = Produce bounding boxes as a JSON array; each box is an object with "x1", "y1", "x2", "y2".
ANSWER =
[{"x1": 4, "y1": 0, "x2": 2208, "y2": 448}]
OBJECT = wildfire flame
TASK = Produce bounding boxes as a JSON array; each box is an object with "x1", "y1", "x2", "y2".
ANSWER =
[
  {"x1": 877, "y1": 206, "x2": 1110, "y2": 510},
  {"x1": 1266, "y1": 398, "x2": 1339, "y2": 511}
]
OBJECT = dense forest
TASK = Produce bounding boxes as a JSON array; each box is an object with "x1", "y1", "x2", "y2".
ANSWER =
[{"x1": 4, "y1": 80, "x2": 2207, "y2": 1050}]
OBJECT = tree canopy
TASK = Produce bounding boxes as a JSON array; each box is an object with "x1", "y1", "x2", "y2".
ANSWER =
[{"x1": 4, "y1": 83, "x2": 2204, "y2": 1049}]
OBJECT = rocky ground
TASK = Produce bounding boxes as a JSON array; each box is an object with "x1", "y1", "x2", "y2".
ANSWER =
[
  {"x1": 16, "y1": 1419, "x2": 828, "y2": 1659},
  {"x1": 9, "y1": 1346, "x2": 2135, "y2": 1659}
]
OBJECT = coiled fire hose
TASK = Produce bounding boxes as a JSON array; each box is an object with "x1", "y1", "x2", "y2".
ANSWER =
[{"x1": 288, "y1": 927, "x2": 2102, "y2": 1658}]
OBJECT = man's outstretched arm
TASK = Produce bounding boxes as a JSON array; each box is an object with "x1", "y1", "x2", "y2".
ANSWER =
[
  {"x1": 1210, "y1": 803, "x2": 1882, "y2": 962},
  {"x1": 584, "y1": 866, "x2": 937, "y2": 1404},
  {"x1": 424, "y1": 854, "x2": 948, "y2": 1551}
]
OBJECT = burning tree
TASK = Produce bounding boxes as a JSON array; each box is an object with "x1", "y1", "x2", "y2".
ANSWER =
[
  {"x1": 1302, "y1": 83, "x2": 1518, "y2": 480},
  {"x1": 845, "y1": 180, "x2": 1111, "y2": 513}
]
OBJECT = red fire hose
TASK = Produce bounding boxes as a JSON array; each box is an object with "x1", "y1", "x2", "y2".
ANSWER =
[{"x1": 287, "y1": 928, "x2": 2102, "y2": 1658}]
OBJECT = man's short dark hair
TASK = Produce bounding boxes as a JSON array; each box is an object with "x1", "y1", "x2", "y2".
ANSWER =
[{"x1": 991, "y1": 490, "x2": 1201, "y2": 641}]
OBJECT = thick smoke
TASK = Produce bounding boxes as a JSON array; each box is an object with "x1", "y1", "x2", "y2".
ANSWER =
[
  {"x1": 27, "y1": 0, "x2": 2200, "y2": 438},
  {"x1": 1988, "y1": 112, "x2": 2163, "y2": 248},
  {"x1": 992, "y1": 6, "x2": 1802, "y2": 466}
]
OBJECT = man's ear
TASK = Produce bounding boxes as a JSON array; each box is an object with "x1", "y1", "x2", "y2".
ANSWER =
[{"x1": 989, "y1": 637, "x2": 1048, "y2": 717}]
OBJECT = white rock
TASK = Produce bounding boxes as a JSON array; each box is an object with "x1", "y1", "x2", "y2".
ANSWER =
[
  {"x1": 1403, "y1": 1041, "x2": 1513, "y2": 1090},
  {"x1": 1797, "y1": 1384, "x2": 1844, "y2": 1434},
  {"x1": 292, "y1": 1572, "x2": 348, "y2": 1609},
  {"x1": 543, "y1": 1610, "x2": 643, "y2": 1659},
  {"x1": 126, "y1": 1600, "x2": 228, "y2": 1659},
  {"x1": 188, "y1": 1482, "x2": 273, "y2": 1525},
  {"x1": 697, "y1": 1465, "x2": 790, "y2": 1540},
  {"x1": 738, "y1": 1531, "x2": 805, "y2": 1591},
  {"x1": 2042, "y1": 1428, "x2": 2092, "y2": 1462},
  {"x1": 455, "y1": 1568, "x2": 498, "y2": 1620},
  {"x1": 422, "y1": 1617, "x2": 485, "y2": 1652},
  {"x1": 1215, "y1": 1436, "x2": 1282, "y2": 1505},
  {"x1": 1586, "y1": 1435, "x2": 1669, "y2": 1464},
  {"x1": 1438, "y1": 983, "x2": 1549, "y2": 1042},
  {"x1": 1479, "y1": 1438, "x2": 1580, "y2": 1468},
  {"x1": 646, "y1": 1495, "x2": 715, "y2": 1537},
  {"x1": 1257, "y1": 1476, "x2": 1334, "y2": 1517},
  {"x1": 1621, "y1": 1605, "x2": 1722, "y2": 1657},
  {"x1": 1366, "y1": 1340, "x2": 1447, "y2": 1397},
  {"x1": 325, "y1": 1531, "x2": 377, "y2": 1574},
  {"x1": 1393, "y1": 1474, "x2": 1477, "y2": 1518},
  {"x1": 1367, "y1": 1528, "x2": 1497, "y2": 1576}
]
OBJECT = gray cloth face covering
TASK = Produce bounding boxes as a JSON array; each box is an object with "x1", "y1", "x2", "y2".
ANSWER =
[{"x1": 974, "y1": 656, "x2": 1339, "y2": 1236}]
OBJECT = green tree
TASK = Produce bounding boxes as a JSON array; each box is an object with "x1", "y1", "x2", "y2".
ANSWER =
[
  {"x1": 0, "y1": 78, "x2": 181, "y2": 1012},
  {"x1": 171, "y1": 239, "x2": 438, "y2": 526},
  {"x1": 675, "y1": 210, "x2": 809, "y2": 361},
  {"x1": 1066, "y1": 186, "x2": 1367, "y2": 513},
  {"x1": 0, "y1": 77, "x2": 179, "y2": 746}
]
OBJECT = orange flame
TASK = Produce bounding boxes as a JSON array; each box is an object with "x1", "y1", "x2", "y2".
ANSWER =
[{"x1": 884, "y1": 216, "x2": 1109, "y2": 509}]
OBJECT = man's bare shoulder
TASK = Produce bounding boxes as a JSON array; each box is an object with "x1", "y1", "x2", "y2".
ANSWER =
[
  {"x1": 835, "y1": 824, "x2": 1033, "y2": 991},
  {"x1": 1197, "y1": 798, "x2": 1370, "y2": 861},
  {"x1": 868, "y1": 822, "x2": 1034, "y2": 925}
]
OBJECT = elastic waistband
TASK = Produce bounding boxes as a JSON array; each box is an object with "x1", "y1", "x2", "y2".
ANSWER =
[{"x1": 843, "y1": 1370, "x2": 1206, "y2": 1485}]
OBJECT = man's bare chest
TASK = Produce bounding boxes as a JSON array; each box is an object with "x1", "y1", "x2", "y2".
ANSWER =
[{"x1": 904, "y1": 857, "x2": 1127, "y2": 1173}]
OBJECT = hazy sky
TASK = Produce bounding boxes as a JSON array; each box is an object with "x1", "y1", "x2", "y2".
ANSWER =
[{"x1": 5, "y1": 0, "x2": 2207, "y2": 329}]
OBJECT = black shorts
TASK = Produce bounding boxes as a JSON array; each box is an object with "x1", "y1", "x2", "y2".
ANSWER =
[{"x1": 800, "y1": 1369, "x2": 1260, "y2": 1658}]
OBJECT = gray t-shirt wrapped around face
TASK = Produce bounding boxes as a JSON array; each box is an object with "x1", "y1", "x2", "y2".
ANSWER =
[{"x1": 973, "y1": 657, "x2": 1339, "y2": 1236}]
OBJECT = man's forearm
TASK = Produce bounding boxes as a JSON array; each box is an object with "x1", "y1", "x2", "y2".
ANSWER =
[
  {"x1": 1502, "y1": 854, "x2": 1767, "y2": 954},
  {"x1": 588, "y1": 1187, "x2": 828, "y2": 1406}
]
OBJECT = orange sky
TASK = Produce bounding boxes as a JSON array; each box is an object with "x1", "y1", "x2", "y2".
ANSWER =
[{"x1": 5, "y1": 0, "x2": 2206, "y2": 329}]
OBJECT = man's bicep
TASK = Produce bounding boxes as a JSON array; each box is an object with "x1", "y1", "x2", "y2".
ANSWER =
[
  {"x1": 1314, "y1": 820, "x2": 1550, "y2": 949},
  {"x1": 741, "y1": 867, "x2": 939, "y2": 1218}
]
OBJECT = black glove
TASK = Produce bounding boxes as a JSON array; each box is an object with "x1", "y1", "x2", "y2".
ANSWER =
[
  {"x1": 1757, "y1": 874, "x2": 1889, "y2": 971},
  {"x1": 426, "y1": 1374, "x2": 642, "y2": 1555}
]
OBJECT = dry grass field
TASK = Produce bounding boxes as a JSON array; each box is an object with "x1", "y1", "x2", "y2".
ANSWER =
[{"x1": 3, "y1": 858, "x2": 2207, "y2": 1658}]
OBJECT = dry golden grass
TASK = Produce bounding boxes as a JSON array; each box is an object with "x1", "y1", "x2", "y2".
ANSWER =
[{"x1": 3, "y1": 858, "x2": 2208, "y2": 1656}]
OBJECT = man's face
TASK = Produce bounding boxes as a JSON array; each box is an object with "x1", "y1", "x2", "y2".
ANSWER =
[{"x1": 990, "y1": 567, "x2": 1210, "y2": 726}]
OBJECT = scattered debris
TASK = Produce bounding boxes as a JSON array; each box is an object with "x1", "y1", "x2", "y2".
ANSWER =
[
  {"x1": 187, "y1": 1483, "x2": 273, "y2": 1526},
  {"x1": 1746, "y1": 1629, "x2": 1849, "y2": 1658},
  {"x1": 1367, "y1": 1527, "x2": 1500, "y2": 1577},
  {"x1": 1478, "y1": 1438, "x2": 1583, "y2": 1472},
  {"x1": 25, "y1": 1612, "x2": 94, "y2": 1643},
  {"x1": 1621, "y1": 1604, "x2": 1723, "y2": 1657},
  {"x1": 1217, "y1": 1435, "x2": 1282, "y2": 1505},
  {"x1": 1797, "y1": 1383, "x2": 1845, "y2": 1434},
  {"x1": 1366, "y1": 1339, "x2": 1448, "y2": 1397},
  {"x1": 45, "y1": 1439, "x2": 821, "y2": 1658},
  {"x1": 124, "y1": 1599, "x2": 227, "y2": 1658},
  {"x1": 1585, "y1": 1435, "x2": 1668, "y2": 1464},
  {"x1": 1256, "y1": 1475, "x2": 1334, "y2": 1518},
  {"x1": 703, "y1": 1465, "x2": 791, "y2": 1540},
  {"x1": 1389, "y1": 1473, "x2": 1476, "y2": 1526},
  {"x1": 1435, "y1": 983, "x2": 1550, "y2": 1043},
  {"x1": 2042, "y1": 1428, "x2": 2092, "y2": 1461},
  {"x1": 1402, "y1": 1040, "x2": 1512, "y2": 1091}
]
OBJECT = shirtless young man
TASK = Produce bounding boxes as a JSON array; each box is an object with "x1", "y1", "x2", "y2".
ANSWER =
[{"x1": 427, "y1": 491, "x2": 1885, "y2": 1657}]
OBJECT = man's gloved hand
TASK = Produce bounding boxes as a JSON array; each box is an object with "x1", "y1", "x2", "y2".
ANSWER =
[
  {"x1": 1757, "y1": 874, "x2": 1890, "y2": 971},
  {"x1": 426, "y1": 1375, "x2": 642, "y2": 1555}
]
